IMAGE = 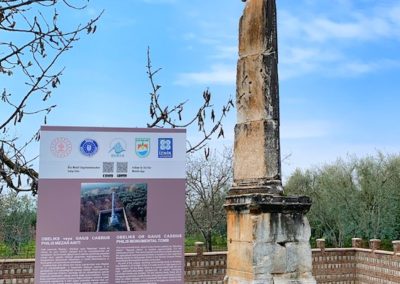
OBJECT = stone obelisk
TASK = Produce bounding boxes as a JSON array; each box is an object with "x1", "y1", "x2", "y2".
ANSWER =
[{"x1": 225, "y1": 1, "x2": 316, "y2": 283}]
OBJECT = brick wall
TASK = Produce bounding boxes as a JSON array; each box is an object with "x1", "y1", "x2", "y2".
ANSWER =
[
  {"x1": 312, "y1": 248, "x2": 356, "y2": 283},
  {"x1": 0, "y1": 259, "x2": 34, "y2": 284},
  {"x1": 184, "y1": 242, "x2": 227, "y2": 283},
  {"x1": 311, "y1": 238, "x2": 400, "y2": 284},
  {"x1": 355, "y1": 250, "x2": 400, "y2": 283},
  {"x1": 311, "y1": 248, "x2": 400, "y2": 284},
  {"x1": 2, "y1": 239, "x2": 400, "y2": 284}
]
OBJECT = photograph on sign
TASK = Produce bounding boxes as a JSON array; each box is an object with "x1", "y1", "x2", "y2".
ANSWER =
[{"x1": 80, "y1": 182, "x2": 148, "y2": 232}]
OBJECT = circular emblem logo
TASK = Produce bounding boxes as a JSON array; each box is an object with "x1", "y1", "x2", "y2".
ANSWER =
[
  {"x1": 80, "y1": 139, "x2": 99, "y2": 157},
  {"x1": 50, "y1": 137, "x2": 72, "y2": 158}
]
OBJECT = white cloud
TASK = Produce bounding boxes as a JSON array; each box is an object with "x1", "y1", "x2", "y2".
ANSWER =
[
  {"x1": 177, "y1": 2, "x2": 400, "y2": 84},
  {"x1": 303, "y1": 16, "x2": 393, "y2": 42},
  {"x1": 175, "y1": 64, "x2": 235, "y2": 86},
  {"x1": 279, "y1": 47, "x2": 343, "y2": 79},
  {"x1": 281, "y1": 56, "x2": 400, "y2": 80},
  {"x1": 341, "y1": 62, "x2": 375, "y2": 75},
  {"x1": 276, "y1": 3, "x2": 400, "y2": 79},
  {"x1": 388, "y1": 5, "x2": 400, "y2": 23},
  {"x1": 281, "y1": 3, "x2": 400, "y2": 43},
  {"x1": 338, "y1": 59, "x2": 400, "y2": 76},
  {"x1": 175, "y1": 5, "x2": 239, "y2": 86}
]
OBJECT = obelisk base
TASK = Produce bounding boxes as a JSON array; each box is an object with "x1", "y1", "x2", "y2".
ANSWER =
[{"x1": 225, "y1": 194, "x2": 316, "y2": 284}]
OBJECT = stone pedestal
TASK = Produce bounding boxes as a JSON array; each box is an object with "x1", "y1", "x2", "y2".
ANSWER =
[
  {"x1": 393, "y1": 241, "x2": 400, "y2": 254},
  {"x1": 352, "y1": 238, "x2": 363, "y2": 248},
  {"x1": 316, "y1": 239, "x2": 326, "y2": 252},
  {"x1": 225, "y1": 194, "x2": 316, "y2": 284},
  {"x1": 369, "y1": 239, "x2": 381, "y2": 251}
]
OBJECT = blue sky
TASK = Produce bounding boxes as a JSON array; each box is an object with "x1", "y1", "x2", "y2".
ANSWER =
[{"x1": 3, "y1": 0, "x2": 400, "y2": 180}]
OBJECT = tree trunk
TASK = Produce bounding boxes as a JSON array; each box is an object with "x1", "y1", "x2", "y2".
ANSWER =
[{"x1": 206, "y1": 231, "x2": 213, "y2": 252}]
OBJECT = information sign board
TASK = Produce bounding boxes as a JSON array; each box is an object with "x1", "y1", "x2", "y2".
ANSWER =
[{"x1": 35, "y1": 126, "x2": 186, "y2": 284}]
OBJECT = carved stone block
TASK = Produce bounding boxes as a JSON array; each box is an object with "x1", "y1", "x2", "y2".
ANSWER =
[
  {"x1": 234, "y1": 120, "x2": 281, "y2": 182},
  {"x1": 236, "y1": 54, "x2": 279, "y2": 123}
]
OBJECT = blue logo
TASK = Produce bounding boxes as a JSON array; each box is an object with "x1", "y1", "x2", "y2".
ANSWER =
[
  {"x1": 158, "y1": 138, "x2": 173, "y2": 158},
  {"x1": 80, "y1": 139, "x2": 99, "y2": 157},
  {"x1": 109, "y1": 138, "x2": 126, "y2": 157}
]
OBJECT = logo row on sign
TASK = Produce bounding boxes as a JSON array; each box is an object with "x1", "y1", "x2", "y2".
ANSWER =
[{"x1": 50, "y1": 137, "x2": 174, "y2": 159}]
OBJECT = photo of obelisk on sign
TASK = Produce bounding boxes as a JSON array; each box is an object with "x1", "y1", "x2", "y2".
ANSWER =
[{"x1": 225, "y1": 0, "x2": 316, "y2": 283}]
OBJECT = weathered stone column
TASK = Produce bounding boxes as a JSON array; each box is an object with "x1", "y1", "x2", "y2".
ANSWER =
[
  {"x1": 225, "y1": 1, "x2": 316, "y2": 283},
  {"x1": 232, "y1": 0, "x2": 282, "y2": 195}
]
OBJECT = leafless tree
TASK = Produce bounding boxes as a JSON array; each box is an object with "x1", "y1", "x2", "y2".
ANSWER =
[
  {"x1": 185, "y1": 148, "x2": 232, "y2": 251},
  {"x1": 0, "y1": 0, "x2": 101, "y2": 195},
  {"x1": 146, "y1": 48, "x2": 234, "y2": 155}
]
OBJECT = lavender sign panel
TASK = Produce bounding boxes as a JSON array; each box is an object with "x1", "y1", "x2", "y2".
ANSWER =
[{"x1": 36, "y1": 126, "x2": 186, "y2": 284}]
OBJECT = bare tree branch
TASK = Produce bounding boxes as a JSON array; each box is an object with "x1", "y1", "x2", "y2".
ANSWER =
[
  {"x1": 145, "y1": 47, "x2": 234, "y2": 154},
  {"x1": 0, "y1": 0, "x2": 102, "y2": 194}
]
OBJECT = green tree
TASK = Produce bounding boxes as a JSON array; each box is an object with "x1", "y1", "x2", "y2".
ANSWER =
[
  {"x1": 118, "y1": 185, "x2": 148, "y2": 221},
  {"x1": 0, "y1": 192, "x2": 36, "y2": 254},
  {"x1": 285, "y1": 153, "x2": 400, "y2": 247},
  {"x1": 355, "y1": 154, "x2": 400, "y2": 240}
]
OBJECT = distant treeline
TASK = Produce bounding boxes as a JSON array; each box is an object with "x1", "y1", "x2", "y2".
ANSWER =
[
  {"x1": 0, "y1": 193, "x2": 36, "y2": 256},
  {"x1": 2, "y1": 152, "x2": 400, "y2": 257},
  {"x1": 285, "y1": 152, "x2": 400, "y2": 248}
]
